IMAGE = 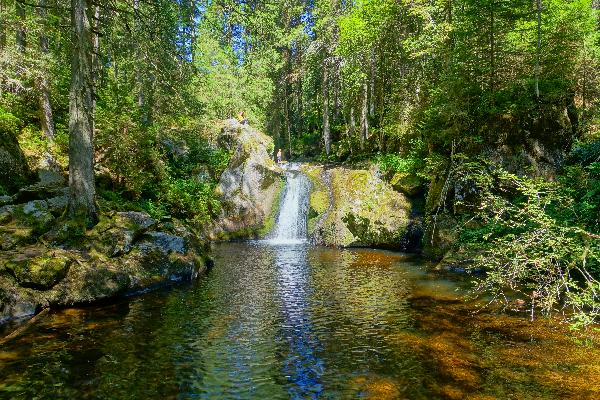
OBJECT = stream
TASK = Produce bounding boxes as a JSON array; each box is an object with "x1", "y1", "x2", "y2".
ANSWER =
[{"x1": 0, "y1": 166, "x2": 598, "y2": 399}]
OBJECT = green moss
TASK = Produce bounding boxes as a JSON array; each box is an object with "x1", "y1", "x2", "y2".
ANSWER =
[
  {"x1": 390, "y1": 172, "x2": 424, "y2": 196},
  {"x1": 258, "y1": 177, "x2": 285, "y2": 237},
  {"x1": 6, "y1": 254, "x2": 71, "y2": 290}
]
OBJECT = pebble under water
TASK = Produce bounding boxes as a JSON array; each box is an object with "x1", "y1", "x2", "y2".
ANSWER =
[{"x1": 1, "y1": 242, "x2": 599, "y2": 399}]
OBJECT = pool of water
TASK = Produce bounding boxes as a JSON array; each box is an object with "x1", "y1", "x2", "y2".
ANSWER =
[{"x1": 1, "y1": 242, "x2": 598, "y2": 399}]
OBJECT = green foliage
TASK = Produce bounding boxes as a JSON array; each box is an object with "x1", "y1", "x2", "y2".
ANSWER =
[
  {"x1": 376, "y1": 154, "x2": 424, "y2": 175},
  {"x1": 159, "y1": 178, "x2": 220, "y2": 225},
  {"x1": 0, "y1": 107, "x2": 22, "y2": 137},
  {"x1": 453, "y1": 159, "x2": 600, "y2": 326}
]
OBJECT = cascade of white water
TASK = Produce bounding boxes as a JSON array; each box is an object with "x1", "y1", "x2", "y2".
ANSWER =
[{"x1": 267, "y1": 163, "x2": 311, "y2": 245}]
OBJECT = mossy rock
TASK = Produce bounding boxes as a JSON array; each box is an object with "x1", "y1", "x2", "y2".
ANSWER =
[
  {"x1": 258, "y1": 177, "x2": 285, "y2": 237},
  {"x1": 6, "y1": 253, "x2": 72, "y2": 290},
  {"x1": 390, "y1": 172, "x2": 424, "y2": 196},
  {"x1": 0, "y1": 109, "x2": 30, "y2": 192},
  {"x1": 0, "y1": 201, "x2": 54, "y2": 249},
  {"x1": 303, "y1": 165, "x2": 414, "y2": 248},
  {"x1": 88, "y1": 212, "x2": 156, "y2": 257},
  {"x1": 423, "y1": 212, "x2": 460, "y2": 260}
]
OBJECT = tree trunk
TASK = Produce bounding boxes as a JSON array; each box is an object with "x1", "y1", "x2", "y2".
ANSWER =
[
  {"x1": 0, "y1": 0, "x2": 6, "y2": 51},
  {"x1": 68, "y1": 0, "x2": 97, "y2": 227},
  {"x1": 37, "y1": 0, "x2": 55, "y2": 142},
  {"x1": 489, "y1": 0, "x2": 495, "y2": 98},
  {"x1": 322, "y1": 60, "x2": 331, "y2": 156},
  {"x1": 16, "y1": 0, "x2": 26, "y2": 52},
  {"x1": 360, "y1": 82, "x2": 369, "y2": 149},
  {"x1": 535, "y1": 0, "x2": 542, "y2": 99},
  {"x1": 349, "y1": 106, "x2": 356, "y2": 139},
  {"x1": 369, "y1": 49, "x2": 376, "y2": 118}
]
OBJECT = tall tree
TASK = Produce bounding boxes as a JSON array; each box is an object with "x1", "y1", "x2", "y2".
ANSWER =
[
  {"x1": 37, "y1": 0, "x2": 55, "y2": 142},
  {"x1": 68, "y1": 0, "x2": 97, "y2": 226}
]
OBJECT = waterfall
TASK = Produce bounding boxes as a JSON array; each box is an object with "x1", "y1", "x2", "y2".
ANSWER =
[{"x1": 268, "y1": 163, "x2": 311, "y2": 245}]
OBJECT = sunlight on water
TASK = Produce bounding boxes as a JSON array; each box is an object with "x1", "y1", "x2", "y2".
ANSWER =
[
  {"x1": 1, "y1": 166, "x2": 599, "y2": 399},
  {"x1": 0, "y1": 243, "x2": 599, "y2": 399}
]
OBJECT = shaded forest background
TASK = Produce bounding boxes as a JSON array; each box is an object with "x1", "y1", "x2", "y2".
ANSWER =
[{"x1": 0, "y1": 0, "x2": 599, "y2": 325}]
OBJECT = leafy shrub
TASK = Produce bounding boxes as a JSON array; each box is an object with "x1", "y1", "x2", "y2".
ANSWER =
[
  {"x1": 0, "y1": 106, "x2": 22, "y2": 137},
  {"x1": 376, "y1": 153, "x2": 424, "y2": 174},
  {"x1": 454, "y1": 159, "x2": 600, "y2": 327},
  {"x1": 159, "y1": 178, "x2": 221, "y2": 224}
]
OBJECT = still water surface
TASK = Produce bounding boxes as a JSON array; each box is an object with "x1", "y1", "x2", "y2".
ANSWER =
[{"x1": 1, "y1": 242, "x2": 599, "y2": 399}]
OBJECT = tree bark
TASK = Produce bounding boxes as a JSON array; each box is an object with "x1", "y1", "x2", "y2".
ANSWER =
[
  {"x1": 489, "y1": 0, "x2": 496, "y2": 98},
  {"x1": 37, "y1": 0, "x2": 55, "y2": 142},
  {"x1": 68, "y1": 0, "x2": 98, "y2": 226},
  {"x1": 360, "y1": 82, "x2": 369, "y2": 149},
  {"x1": 16, "y1": 0, "x2": 26, "y2": 52},
  {"x1": 322, "y1": 60, "x2": 331, "y2": 156},
  {"x1": 535, "y1": 0, "x2": 542, "y2": 99},
  {"x1": 1, "y1": 0, "x2": 7, "y2": 51},
  {"x1": 369, "y1": 49, "x2": 376, "y2": 118}
]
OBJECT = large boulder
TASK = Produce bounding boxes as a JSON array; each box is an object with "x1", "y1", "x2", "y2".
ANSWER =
[
  {"x1": 0, "y1": 212, "x2": 211, "y2": 323},
  {"x1": 0, "y1": 200, "x2": 55, "y2": 250},
  {"x1": 302, "y1": 164, "x2": 419, "y2": 249},
  {"x1": 0, "y1": 110, "x2": 29, "y2": 192},
  {"x1": 206, "y1": 119, "x2": 284, "y2": 239}
]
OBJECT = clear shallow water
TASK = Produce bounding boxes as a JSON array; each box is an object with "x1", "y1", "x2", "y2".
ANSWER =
[{"x1": 1, "y1": 242, "x2": 599, "y2": 399}]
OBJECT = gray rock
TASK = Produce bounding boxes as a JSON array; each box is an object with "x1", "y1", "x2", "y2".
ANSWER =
[
  {"x1": 15, "y1": 182, "x2": 67, "y2": 203},
  {"x1": 0, "y1": 205, "x2": 14, "y2": 224},
  {"x1": 37, "y1": 152, "x2": 65, "y2": 185},
  {"x1": 0, "y1": 127, "x2": 29, "y2": 191},
  {"x1": 21, "y1": 200, "x2": 54, "y2": 231},
  {"x1": 6, "y1": 253, "x2": 72, "y2": 290},
  {"x1": 302, "y1": 165, "x2": 414, "y2": 249},
  {"x1": 206, "y1": 120, "x2": 284, "y2": 239},
  {"x1": 90, "y1": 212, "x2": 157, "y2": 257},
  {"x1": 47, "y1": 195, "x2": 68, "y2": 215},
  {"x1": 116, "y1": 211, "x2": 156, "y2": 232},
  {"x1": 138, "y1": 232, "x2": 186, "y2": 255}
]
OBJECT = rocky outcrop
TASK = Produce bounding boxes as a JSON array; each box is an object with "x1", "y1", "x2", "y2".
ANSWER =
[
  {"x1": 422, "y1": 104, "x2": 577, "y2": 263},
  {"x1": 205, "y1": 119, "x2": 284, "y2": 239},
  {"x1": 0, "y1": 198, "x2": 210, "y2": 323},
  {"x1": 0, "y1": 110, "x2": 29, "y2": 192},
  {"x1": 302, "y1": 164, "x2": 421, "y2": 249}
]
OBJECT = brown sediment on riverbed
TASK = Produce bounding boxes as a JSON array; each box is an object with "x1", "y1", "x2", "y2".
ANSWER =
[{"x1": 394, "y1": 288, "x2": 600, "y2": 400}]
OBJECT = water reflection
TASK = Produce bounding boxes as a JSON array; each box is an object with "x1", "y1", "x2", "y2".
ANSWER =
[
  {"x1": 273, "y1": 243, "x2": 324, "y2": 398},
  {"x1": 0, "y1": 243, "x2": 599, "y2": 400}
]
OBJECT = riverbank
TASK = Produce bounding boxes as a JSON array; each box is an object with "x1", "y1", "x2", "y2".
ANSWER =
[{"x1": 0, "y1": 201, "x2": 211, "y2": 323}]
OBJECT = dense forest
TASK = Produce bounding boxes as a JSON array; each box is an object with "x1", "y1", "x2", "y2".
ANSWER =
[{"x1": 1, "y1": 0, "x2": 599, "y2": 326}]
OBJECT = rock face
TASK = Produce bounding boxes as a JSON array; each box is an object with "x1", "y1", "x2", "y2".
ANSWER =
[
  {"x1": 0, "y1": 208, "x2": 210, "y2": 323},
  {"x1": 302, "y1": 164, "x2": 420, "y2": 249},
  {"x1": 206, "y1": 119, "x2": 284, "y2": 239},
  {"x1": 0, "y1": 114, "x2": 29, "y2": 192}
]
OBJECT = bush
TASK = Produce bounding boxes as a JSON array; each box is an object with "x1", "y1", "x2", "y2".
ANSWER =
[{"x1": 454, "y1": 159, "x2": 600, "y2": 327}]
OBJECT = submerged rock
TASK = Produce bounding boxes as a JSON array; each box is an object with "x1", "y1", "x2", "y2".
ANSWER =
[
  {"x1": 302, "y1": 165, "x2": 418, "y2": 249},
  {"x1": 205, "y1": 119, "x2": 284, "y2": 239}
]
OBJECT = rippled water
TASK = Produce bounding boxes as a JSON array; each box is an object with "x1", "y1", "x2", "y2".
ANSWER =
[{"x1": 1, "y1": 242, "x2": 599, "y2": 399}]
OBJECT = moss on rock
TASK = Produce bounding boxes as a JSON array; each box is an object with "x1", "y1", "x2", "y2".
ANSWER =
[
  {"x1": 303, "y1": 165, "x2": 415, "y2": 249},
  {"x1": 206, "y1": 119, "x2": 284, "y2": 239},
  {"x1": 6, "y1": 253, "x2": 72, "y2": 290}
]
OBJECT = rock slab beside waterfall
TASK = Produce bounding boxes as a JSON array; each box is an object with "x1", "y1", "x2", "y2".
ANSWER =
[
  {"x1": 205, "y1": 119, "x2": 284, "y2": 240},
  {"x1": 302, "y1": 164, "x2": 421, "y2": 250}
]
